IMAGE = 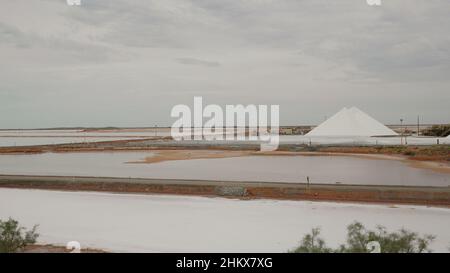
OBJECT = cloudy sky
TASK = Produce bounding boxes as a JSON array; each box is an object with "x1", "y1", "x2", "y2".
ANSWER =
[{"x1": 1, "y1": 0, "x2": 449, "y2": 128}]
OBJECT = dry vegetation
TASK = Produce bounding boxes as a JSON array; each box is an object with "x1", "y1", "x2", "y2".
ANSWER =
[{"x1": 315, "y1": 145, "x2": 450, "y2": 162}]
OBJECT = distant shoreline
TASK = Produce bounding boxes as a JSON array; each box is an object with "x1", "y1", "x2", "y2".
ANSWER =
[{"x1": 0, "y1": 138, "x2": 448, "y2": 162}]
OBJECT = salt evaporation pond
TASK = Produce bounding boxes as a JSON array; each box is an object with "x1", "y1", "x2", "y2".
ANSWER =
[
  {"x1": 0, "y1": 188, "x2": 448, "y2": 252},
  {"x1": 0, "y1": 137, "x2": 141, "y2": 147},
  {"x1": 1, "y1": 129, "x2": 448, "y2": 147},
  {"x1": 0, "y1": 129, "x2": 172, "y2": 138},
  {"x1": 0, "y1": 128, "x2": 238, "y2": 147},
  {"x1": 0, "y1": 152, "x2": 449, "y2": 186},
  {"x1": 0, "y1": 129, "x2": 163, "y2": 147}
]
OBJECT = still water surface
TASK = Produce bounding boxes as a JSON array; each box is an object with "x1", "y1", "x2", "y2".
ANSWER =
[{"x1": 0, "y1": 152, "x2": 448, "y2": 186}]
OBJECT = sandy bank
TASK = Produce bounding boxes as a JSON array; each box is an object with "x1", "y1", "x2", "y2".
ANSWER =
[
  {"x1": 125, "y1": 149, "x2": 450, "y2": 175},
  {"x1": 128, "y1": 150, "x2": 252, "y2": 164}
]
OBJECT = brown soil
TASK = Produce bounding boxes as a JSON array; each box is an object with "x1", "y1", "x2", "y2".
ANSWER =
[
  {"x1": 21, "y1": 244, "x2": 107, "y2": 253},
  {"x1": 1, "y1": 175, "x2": 449, "y2": 207}
]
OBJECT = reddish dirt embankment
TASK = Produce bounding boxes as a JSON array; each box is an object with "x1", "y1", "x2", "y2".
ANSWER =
[
  {"x1": 21, "y1": 244, "x2": 107, "y2": 253},
  {"x1": 0, "y1": 175, "x2": 448, "y2": 207}
]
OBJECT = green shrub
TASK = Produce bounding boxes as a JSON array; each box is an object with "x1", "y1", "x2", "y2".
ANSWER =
[
  {"x1": 403, "y1": 150, "x2": 416, "y2": 156},
  {"x1": 290, "y1": 228, "x2": 332, "y2": 253},
  {"x1": 0, "y1": 218, "x2": 39, "y2": 253},
  {"x1": 422, "y1": 125, "x2": 450, "y2": 137},
  {"x1": 291, "y1": 221, "x2": 435, "y2": 253}
]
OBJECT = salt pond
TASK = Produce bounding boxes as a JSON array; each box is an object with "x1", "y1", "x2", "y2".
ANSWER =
[
  {"x1": 0, "y1": 129, "x2": 169, "y2": 147},
  {"x1": 1, "y1": 129, "x2": 448, "y2": 147},
  {"x1": 0, "y1": 137, "x2": 139, "y2": 147},
  {"x1": 0, "y1": 188, "x2": 448, "y2": 252},
  {"x1": 0, "y1": 152, "x2": 448, "y2": 186}
]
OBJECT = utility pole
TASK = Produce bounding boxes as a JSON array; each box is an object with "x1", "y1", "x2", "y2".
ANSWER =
[
  {"x1": 417, "y1": 116, "x2": 420, "y2": 137},
  {"x1": 400, "y1": 119, "x2": 404, "y2": 145},
  {"x1": 306, "y1": 176, "x2": 311, "y2": 194}
]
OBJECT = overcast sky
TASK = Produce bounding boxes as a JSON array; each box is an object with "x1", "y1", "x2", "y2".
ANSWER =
[{"x1": 1, "y1": 0, "x2": 449, "y2": 128}]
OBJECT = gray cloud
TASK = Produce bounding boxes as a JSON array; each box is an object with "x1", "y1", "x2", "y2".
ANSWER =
[
  {"x1": 0, "y1": 0, "x2": 449, "y2": 128},
  {"x1": 176, "y1": 58, "x2": 220, "y2": 67},
  {"x1": 0, "y1": 22, "x2": 32, "y2": 48}
]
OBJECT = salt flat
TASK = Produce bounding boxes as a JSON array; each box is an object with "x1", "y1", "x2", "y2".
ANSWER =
[
  {"x1": 0, "y1": 137, "x2": 140, "y2": 147},
  {"x1": 0, "y1": 188, "x2": 448, "y2": 252}
]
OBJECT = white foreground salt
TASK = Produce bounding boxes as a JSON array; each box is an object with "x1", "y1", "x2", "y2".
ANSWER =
[{"x1": 0, "y1": 188, "x2": 448, "y2": 252}]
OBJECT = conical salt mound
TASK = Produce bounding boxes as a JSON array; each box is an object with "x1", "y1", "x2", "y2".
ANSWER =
[{"x1": 306, "y1": 107, "x2": 398, "y2": 137}]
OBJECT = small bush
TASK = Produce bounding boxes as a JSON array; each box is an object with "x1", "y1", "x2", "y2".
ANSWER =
[
  {"x1": 291, "y1": 221, "x2": 435, "y2": 253},
  {"x1": 290, "y1": 228, "x2": 332, "y2": 253},
  {"x1": 422, "y1": 125, "x2": 450, "y2": 137},
  {"x1": 403, "y1": 151, "x2": 416, "y2": 156},
  {"x1": 305, "y1": 146, "x2": 318, "y2": 152},
  {"x1": 0, "y1": 218, "x2": 39, "y2": 253}
]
